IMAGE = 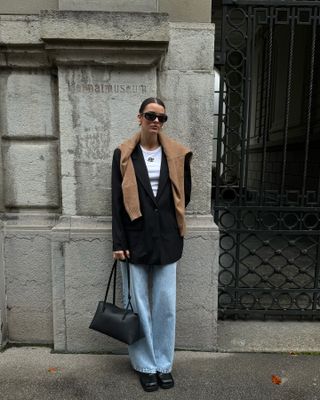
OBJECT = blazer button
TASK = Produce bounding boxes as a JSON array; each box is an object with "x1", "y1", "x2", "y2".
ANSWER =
[{"x1": 154, "y1": 208, "x2": 159, "y2": 212}]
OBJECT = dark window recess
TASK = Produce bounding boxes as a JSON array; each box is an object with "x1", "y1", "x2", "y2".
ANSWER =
[{"x1": 213, "y1": 0, "x2": 320, "y2": 320}]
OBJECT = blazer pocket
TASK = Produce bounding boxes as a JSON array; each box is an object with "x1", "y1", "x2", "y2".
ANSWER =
[
  {"x1": 162, "y1": 229, "x2": 180, "y2": 240},
  {"x1": 127, "y1": 231, "x2": 148, "y2": 258}
]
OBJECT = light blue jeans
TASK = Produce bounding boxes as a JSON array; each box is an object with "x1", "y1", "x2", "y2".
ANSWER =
[{"x1": 120, "y1": 261, "x2": 177, "y2": 374}]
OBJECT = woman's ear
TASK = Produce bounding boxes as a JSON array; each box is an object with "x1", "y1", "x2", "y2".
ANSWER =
[{"x1": 137, "y1": 114, "x2": 142, "y2": 126}]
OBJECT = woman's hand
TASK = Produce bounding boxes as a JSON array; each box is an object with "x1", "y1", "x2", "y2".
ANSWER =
[{"x1": 113, "y1": 250, "x2": 130, "y2": 260}]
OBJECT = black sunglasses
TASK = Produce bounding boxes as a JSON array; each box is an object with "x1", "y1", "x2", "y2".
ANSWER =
[{"x1": 141, "y1": 112, "x2": 168, "y2": 124}]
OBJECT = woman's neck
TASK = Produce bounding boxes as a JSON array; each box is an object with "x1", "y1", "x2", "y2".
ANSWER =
[{"x1": 139, "y1": 131, "x2": 160, "y2": 151}]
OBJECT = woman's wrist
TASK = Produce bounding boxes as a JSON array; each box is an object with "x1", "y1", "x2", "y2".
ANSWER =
[{"x1": 113, "y1": 250, "x2": 130, "y2": 260}]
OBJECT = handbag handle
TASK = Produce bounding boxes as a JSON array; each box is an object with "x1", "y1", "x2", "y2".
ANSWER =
[{"x1": 102, "y1": 258, "x2": 134, "y2": 316}]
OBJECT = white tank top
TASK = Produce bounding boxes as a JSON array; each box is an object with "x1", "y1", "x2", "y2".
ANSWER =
[{"x1": 140, "y1": 145, "x2": 162, "y2": 197}]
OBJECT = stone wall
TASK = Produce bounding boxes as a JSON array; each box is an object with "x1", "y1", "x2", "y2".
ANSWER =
[
  {"x1": 0, "y1": 11, "x2": 218, "y2": 352},
  {"x1": 0, "y1": 0, "x2": 212, "y2": 23}
]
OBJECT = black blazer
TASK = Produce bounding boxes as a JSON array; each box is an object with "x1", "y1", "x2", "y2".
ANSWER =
[{"x1": 112, "y1": 145, "x2": 192, "y2": 265}]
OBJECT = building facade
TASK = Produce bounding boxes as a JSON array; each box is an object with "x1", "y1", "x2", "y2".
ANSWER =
[
  {"x1": 0, "y1": 0, "x2": 218, "y2": 352},
  {"x1": 1, "y1": 0, "x2": 320, "y2": 353}
]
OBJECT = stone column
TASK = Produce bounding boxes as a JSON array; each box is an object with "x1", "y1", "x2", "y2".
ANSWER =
[
  {"x1": 0, "y1": 15, "x2": 59, "y2": 348},
  {"x1": 40, "y1": 10, "x2": 171, "y2": 352},
  {"x1": 159, "y1": 23, "x2": 219, "y2": 350}
]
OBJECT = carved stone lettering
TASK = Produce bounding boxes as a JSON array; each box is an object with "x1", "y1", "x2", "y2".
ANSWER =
[{"x1": 68, "y1": 82, "x2": 147, "y2": 95}]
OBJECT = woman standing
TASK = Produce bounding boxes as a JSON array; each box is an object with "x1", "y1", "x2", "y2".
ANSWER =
[{"x1": 112, "y1": 97, "x2": 192, "y2": 392}]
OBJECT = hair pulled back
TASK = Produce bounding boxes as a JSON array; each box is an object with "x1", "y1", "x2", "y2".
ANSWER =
[{"x1": 139, "y1": 97, "x2": 166, "y2": 114}]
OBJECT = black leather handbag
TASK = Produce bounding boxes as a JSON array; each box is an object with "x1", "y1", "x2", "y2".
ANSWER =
[{"x1": 89, "y1": 259, "x2": 144, "y2": 345}]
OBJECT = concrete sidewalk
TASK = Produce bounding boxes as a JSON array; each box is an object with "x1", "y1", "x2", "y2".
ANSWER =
[{"x1": 0, "y1": 346, "x2": 319, "y2": 400}]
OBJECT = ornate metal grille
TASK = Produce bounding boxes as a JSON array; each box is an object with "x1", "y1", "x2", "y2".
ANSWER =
[{"x1": 214, "y1": 0, "x2": 320, "y2": 319}]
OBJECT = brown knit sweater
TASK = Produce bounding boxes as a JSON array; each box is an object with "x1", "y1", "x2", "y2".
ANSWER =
[{"x1": 118, "y1": 131, "x2": 192, "y2": 236}]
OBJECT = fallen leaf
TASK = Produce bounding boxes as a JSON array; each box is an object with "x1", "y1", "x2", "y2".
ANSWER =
[
  {"x1": 272, "y1": 375, "x2": 282, "y2": 385},
  {"x1": 48, "y1": 367, "x2": 58, "y2": 373}
]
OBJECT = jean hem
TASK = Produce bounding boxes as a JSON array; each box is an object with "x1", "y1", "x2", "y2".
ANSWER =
[
  {"x1": 133, "y1": 366, "x2": 157, "y2": 374},
  {"x1": 156, "y1": 368, "x2": 172, "y2": 373}
]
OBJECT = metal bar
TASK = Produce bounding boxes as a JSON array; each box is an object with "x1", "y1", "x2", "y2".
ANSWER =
[
  {"x1": 233, "y1": 3, "x2": 251, "y2": 312},
  {"x1": 214, "y1": 6, "x2": 227, "y2": 216},
  {"x1": 219, "y1": 229, "x2": 320, "y2": 234},
  {"x1": 257, "y1": 38, "x2": 266, "y2": 143},
  {"x1": 214, "y1": 74, "x2": 225, "y2": 214},
  {"x1": 224, "y1": 286, "x2": 320, "y2": 291},
  {"x1": 312, "y1": 236, "x2": 320, "y2": 310},
  {"x1": 215, "y1": 205, "x2": 320, "y2": 211},
  {"x1": 239, "y1": 5, "x2": 252, "y2": 204},
  {"x1": 244, "y1": 6, "x2": 256, "y2": 197},
  {"x1": 280, "y1": 9, "x2": 295, "y2": 206},
  {"x1": 302, "y1": 12, "x2": 317, "y2": 205},
  {"x1": 223, "y1": 0, "x2": 320, "y2": 6},
  {"x1": 259, "y1": 8, "x2": 274, "y2": 206},
  {"x1": 221, "y1": 309, "x2": 320, "y2": 316}
]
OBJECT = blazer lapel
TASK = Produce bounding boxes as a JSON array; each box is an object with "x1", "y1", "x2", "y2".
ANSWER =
[
  {"x1": 156, "y1": 151, "x2": 169, "y2": 201},
  {"x1": 131, "y1": 146, "x2": 158, "y2": 205}
]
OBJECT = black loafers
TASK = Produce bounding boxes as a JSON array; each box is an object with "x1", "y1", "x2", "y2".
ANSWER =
[
  {"x1": 157, "y1": 372, "x2": 174, "y2": 389},
  {"x1": 138, "y1": 372, "x2": 158, "y2": 392}
]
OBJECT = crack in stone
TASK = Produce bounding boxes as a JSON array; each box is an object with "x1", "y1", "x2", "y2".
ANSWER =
[
  {"x1": 185, "y1": 235, "x2": 211, "y2": 241},
  {"x1": 5, "y1": 234, "x2": 51, "y2": 241},
  {"x1": 68, "y1": 237, "x2": 108, "y2": 243}
]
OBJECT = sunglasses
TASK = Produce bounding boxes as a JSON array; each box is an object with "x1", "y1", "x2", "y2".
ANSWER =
[{"x1": 141, "y1": 112, "x2": 168, "y2": 124}]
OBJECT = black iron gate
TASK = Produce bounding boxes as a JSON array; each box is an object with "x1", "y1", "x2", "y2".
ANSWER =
[{"x1": 214, "y1": 0, "x2": 320, "y2": 319}]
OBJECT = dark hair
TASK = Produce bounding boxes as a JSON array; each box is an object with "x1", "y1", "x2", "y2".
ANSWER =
[{"x1": 139, "y1": 97, "x2": 166, "y2": 113}]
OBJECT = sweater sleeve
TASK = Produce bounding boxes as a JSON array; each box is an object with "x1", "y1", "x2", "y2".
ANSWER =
[
  {"x1": 111, "y1": 148, "x2": 129, "y2": 251},
  {"x1": 184, "y1": 152, "x2": 192, "y2": 207}
]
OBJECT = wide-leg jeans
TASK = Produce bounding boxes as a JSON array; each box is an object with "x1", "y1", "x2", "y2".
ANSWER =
[{"x1": 120, "y1": 261, "x2": 177, "y2": 374}]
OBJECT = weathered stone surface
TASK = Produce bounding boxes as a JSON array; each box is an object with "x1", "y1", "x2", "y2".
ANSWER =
[
  {"x1": 65, "y1": 235, "x2": 127, "y2": 353},
  {"x1": 0, "y1": 221, "x2": 6, "y2": 348},
  {"x1": 51, "y1": 239, "x2": 66, "y2": 352},
  {"x1": 0, "y1": 49, "x2": 51, "y2": 68},
  {"x1": 161, "y1": 23, "x2": 215, "y2": 71},
  {"x1": 2, "y1": 213, "x2": 60, "y2": 228},
  {"x1": 0, "y1": 18, "x2": 219, "y2": 353},
  {"x1": 159, "y1": 0, "x2": 212, "y2": 23},
  {"x1": 51, "y1": 215, "x2": 218, "y2": 352},
  {"x1": 45, "y1": 43, "x2": 168, "y2": 67},
  {"x1": 176, "y1": 215, "x2": 219, "y2": 351},
  {"x1": 51, "y1": 216, "x2": 125, "y2": 352},
  {"x1": 58, "y1": 66, "x2": 156, "y2": 215},
  {"x1": 159, "y1": 70, "x2": 215, "y2": 215},
  {"x1": 5, "y1": 231, "x2": 53, "y2": 343},
  {"x1": 59, "y1": 0, "x2": 158, "y2": 12},
  {"x1": 0, "y1": 1, "x2": 58, "y2": 15},
  {"x1": 40, "y1": 11, "x2": 169, "y2": 43},
  {"x1": 3, "y1": 142, "x2": 60, "y2": 208},
  {"x1": 0, "y1": 0, "x2": 212, "y2": 23},
  {"x1": 0, "y1": 15, "x2": 41, "y2": 44},
  {"x1": 218, "y1": 321, "x2": 320, "y2": 352},
  {"x1": 0, "y1": 71, "x2": 57, "y2": 138}
]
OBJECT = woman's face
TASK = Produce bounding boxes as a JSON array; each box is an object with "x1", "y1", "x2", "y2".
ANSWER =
[{"x1": 138, "y1": 102, "x2": 166, "y2": 137}]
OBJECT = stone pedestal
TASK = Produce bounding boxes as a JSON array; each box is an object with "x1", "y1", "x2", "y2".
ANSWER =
[
  {"x1": 0, "y1": 11, "x2": 218, "y2": 352},
  {"x1": 1, "y1": 215, "x2": 57, "y2": 345},
  {"x1": 51, "y1": 215, "x2": 218, "y2": 353}
]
